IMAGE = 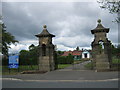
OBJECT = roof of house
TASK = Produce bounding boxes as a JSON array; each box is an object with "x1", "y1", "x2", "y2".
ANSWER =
[
  {"x1": 72, "y1": 50, "x2": 82, "y2": 55},
  {"x1": 61, "y1": 50, "x2": 82, "y2": 56},
  {"x1": 61, "y1": 51, "x2": 72, "y2": 56}
]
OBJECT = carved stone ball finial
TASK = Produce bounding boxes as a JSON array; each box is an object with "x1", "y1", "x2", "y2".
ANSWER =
[
  {"x1": 97, "y1": 19, "x2": 101, "y2": 24},
  {"x1": 43, "y1": 25, "x2": 47, "y2": 29}
]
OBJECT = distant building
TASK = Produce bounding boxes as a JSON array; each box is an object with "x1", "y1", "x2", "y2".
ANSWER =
[
  {"x1": 82, "y1": 49, "x2": 91, "y2": 59},
  {"x1": 61, "y1": 48, "x2": 91, "y2": 60},
  {"x1": 62, "y1": 50, "x2": 82, "y2": 60}
]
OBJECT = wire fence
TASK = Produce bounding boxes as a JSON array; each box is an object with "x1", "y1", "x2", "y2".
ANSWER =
[{"x1": 2, "y1": 65, "x2": 39, "y2": 74}]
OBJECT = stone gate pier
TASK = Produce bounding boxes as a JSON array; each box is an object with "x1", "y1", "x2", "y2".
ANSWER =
[
  {"x1": 35, "y1": 25, "x2": 57, "y2": 72},
  {"x1": 91, "y1": 19, "x2": 112, "y2": 71}
]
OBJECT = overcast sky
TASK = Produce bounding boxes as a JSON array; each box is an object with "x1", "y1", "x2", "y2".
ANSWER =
[{"x1": 2, "y1": 0, "x2": 118, "y2": 53}]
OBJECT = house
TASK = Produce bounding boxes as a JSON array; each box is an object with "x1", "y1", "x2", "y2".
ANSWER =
[
  {"x1": 61, "y1": 50, "x2": 82, "y2": 60},
  {"x1": 61, "y1": 48, "x2": 91, "y2": 60},
  {"x1": 72, "y1": 50, "x2": 82, "y2": 60}
]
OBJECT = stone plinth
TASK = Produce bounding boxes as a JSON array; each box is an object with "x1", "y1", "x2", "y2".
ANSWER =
[{"x1": 91, "y1": 19, "x2": 112, "y2": 72}]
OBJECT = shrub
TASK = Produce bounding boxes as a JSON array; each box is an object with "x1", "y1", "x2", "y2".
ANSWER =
[{"x1": 57, "y1": 54, "x2": 73, "y2": 64}]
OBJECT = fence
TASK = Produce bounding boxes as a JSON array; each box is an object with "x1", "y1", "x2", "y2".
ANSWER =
[{"x1": 2, "y1": 65, "x2": 39, "y2": 74}]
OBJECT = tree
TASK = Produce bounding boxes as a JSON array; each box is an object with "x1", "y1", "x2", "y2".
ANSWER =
[
  {"x1": 76, "y1": 46, "x2": 79, "y2": 51},
  {"x1": 19, "y1": 44, "x2": 39, "y2": 65},
  {"x1": 66, "y1": 54, "x2": 74, "y2": 64},
  {"x1": 98, "y1": 0, "x2": 120, "y2": 23},
  {"x1": 1, "y1": 23, "x2": 18, "y2": 56},
  {"x1": 19, "y1": 50, "x2": 29, "y2": 65},
  {"x1": 29, "y1": 44, "x2": 35, "y2": 50},
  {"x1": 28, "y1": 44, "x2": 39, "y2": 65},
  {"x1": 57, "y1": 54, "x2": 73, "y2": 64},
  {"x1": 56, "y1": 50, "x2": 64, "y2": 56},
  {"x1": 110, "y1": 44, "x2": 120, "y2": 58}
]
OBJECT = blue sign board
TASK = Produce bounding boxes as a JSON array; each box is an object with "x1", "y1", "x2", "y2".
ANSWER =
[{"x1": 8, "y1": 55, "x2": 19, "y2": 68}]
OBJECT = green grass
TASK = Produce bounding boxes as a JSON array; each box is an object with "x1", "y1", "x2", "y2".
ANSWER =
[
  {"x1": 84, "y1": 59, "x2": 120, "y2": 70},
  {"x1": 73, "y1": 59, "x2": 89, "y2": 64},
  {"x1": 58, "y1": 64, "x2": 71, "y2": 69},
  {"x1": 84, "y1": 62, "x2": 94, "y2": 69},
  {"x1": 112, "y1": 59, "x2": 120, "y2": 64},
  {"x1": 111, "y1": 58, "x2": 120, "y2": 71},
  {"x1": 2, "y1": 64, "x2": 71, "y2": 75},
  {"x1": 73, "y1": 60, "x2": 81, "y2": 64}
]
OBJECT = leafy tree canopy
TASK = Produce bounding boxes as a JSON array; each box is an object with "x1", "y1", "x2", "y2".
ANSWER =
[
  {"x1": 98, "y1": 0, "x2": 120, "y2": 23},
  {"x1": 2, "y1": 24, "x2": 18, "y2": 56},
  {"x1": 0, "y1": 19, "x2": 18, "y2": 56},
  {"x1": 19, "y1": 44, "x2": 39, "y2": 65},
  {"x1": 29, "y1": 44, "x2": 35, "y2": 50},
  {"x1": 76, "y1": 46, "x2": 80, "y2": 51}
]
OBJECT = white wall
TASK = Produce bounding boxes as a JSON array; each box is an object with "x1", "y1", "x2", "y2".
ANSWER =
[{"x1": 82, "y1": 51, "x2": 90, "y2": 58}]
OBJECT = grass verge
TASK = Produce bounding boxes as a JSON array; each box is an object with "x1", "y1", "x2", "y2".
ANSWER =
[
  {"x1": 84, "y1": 62, "x2": 93, "y2": 70},
  {"x1": 58, "y1": 64, "x2": 71, "y2": 69},
  {"x1": 112, "y1": 59, "x2": 120, "y2": 64}
]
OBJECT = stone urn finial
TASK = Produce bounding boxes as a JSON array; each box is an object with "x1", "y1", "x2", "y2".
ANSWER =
[
  {"x1": 43, "y1": 25, "x2": 47, "y2": 29},
  {"x1": 97, "y1": 19, "x2": 101, "y2": 24}
]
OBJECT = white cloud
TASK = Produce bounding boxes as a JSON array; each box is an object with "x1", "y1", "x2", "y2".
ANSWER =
[
  {"x1": 56, "y1": 44, "x2": 74, "y2": 51},
  {"x1": 9, "y1": 44, "x2": 29, "y2": 53},
  {"x1": 8, "y1": 40, "x2": 38, "y2": 53}
]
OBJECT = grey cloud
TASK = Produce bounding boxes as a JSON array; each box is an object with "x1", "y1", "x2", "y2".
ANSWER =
[{"x1": 2, "y1": 2, "x2": 118, "y2": 52}]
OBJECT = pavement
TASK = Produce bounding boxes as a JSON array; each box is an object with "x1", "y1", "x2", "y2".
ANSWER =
[{"x1": 2, "y1": 61, "x2": 119, "y2": 82}]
